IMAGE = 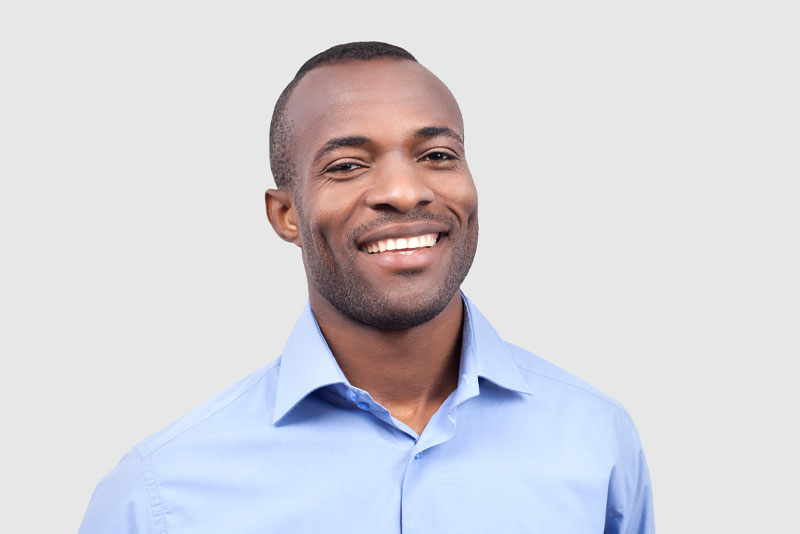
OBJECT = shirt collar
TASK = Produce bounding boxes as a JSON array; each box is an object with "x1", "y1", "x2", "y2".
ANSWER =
[
  {"x1": 272, "y1": 301, "x2": 349, "y2": 424},
  {"x1": 272, "y1": 292, "x2": 532, "y2": 425},
  {"x1": 459, "y1": 292, "x2": 533, "y2": 397}
]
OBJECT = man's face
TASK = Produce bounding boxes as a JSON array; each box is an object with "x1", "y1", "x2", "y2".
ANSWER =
[{"x1": 286, "y1": 59, "x2": 478, "y2": 330}]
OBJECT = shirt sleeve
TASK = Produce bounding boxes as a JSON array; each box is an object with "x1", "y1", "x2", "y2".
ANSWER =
[
  {"x1": 604, "y1": 412, "x2": 655, "y2": 534},
  {"x1": 79, "y1": 449, "x2": 158, "y2": 534}
]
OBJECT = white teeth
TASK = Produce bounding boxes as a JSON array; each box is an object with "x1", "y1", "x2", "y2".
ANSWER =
[{"x1": 361, "y1": 233, "x2": 439, "y2": 254}]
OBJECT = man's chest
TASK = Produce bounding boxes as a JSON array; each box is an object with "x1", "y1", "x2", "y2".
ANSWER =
[{"x1": 150, "y1": 402, "x2": 614, "y2": 533}]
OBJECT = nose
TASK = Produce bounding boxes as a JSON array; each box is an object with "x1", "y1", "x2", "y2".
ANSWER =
[{"x1": 364, "y1": 155, "x2": 435, "y2": 213}]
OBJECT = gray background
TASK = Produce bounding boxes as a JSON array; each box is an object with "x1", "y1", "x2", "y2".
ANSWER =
[{"x1": 2, "y1": 1, "x2": 798, "y2": 532}]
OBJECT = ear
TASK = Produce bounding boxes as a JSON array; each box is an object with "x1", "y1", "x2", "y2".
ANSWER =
[{"x1": 265, "y1": 188, "x2": 302, "y2": 247}]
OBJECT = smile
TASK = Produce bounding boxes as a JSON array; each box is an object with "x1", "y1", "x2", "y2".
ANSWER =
[{"x1": 359, "y1": 233, "x2": 438, "y2": 254}]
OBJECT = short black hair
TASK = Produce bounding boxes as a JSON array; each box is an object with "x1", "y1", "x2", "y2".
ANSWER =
[{"x1": 269, "y1": 42, "x2": 417, "y2": 189}]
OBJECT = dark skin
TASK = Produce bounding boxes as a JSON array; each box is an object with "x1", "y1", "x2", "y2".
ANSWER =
[{"x1": 265, "y1": 59, "x2": 478, "y2": 434}]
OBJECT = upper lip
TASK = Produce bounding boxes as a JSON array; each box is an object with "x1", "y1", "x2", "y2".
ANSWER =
[{"x1": 356, "y1": 222, "x2": 449, "y2": 247}]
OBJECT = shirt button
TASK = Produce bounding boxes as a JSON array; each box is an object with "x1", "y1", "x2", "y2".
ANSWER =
[
  {"x1": 356, "y1": 401, "x2": 370, "y2": 411},
  {"x1": 414, "y1": 452, "x2": 424, "y2": 460},
  {"x1": 347, "y1": 390, "x2": 358, "y2": 402}
]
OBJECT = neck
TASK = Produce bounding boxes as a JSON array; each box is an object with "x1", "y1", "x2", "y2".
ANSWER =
[{"x1": 308, "y1": 289, "x2": 464, "y2": 434}]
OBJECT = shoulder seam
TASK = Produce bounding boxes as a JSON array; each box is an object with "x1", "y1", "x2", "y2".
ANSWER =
[
  {"x1": 514, "y1": 363, "x2": 627, "y2": 412},
  {"x1": 146, "y1": 362, "x2": 280, "y2": 455},
  {"x1": 133, "y1": 442, "x2": 168, "y2": 534}
]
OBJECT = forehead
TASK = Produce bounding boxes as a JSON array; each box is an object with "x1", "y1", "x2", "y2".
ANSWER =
[{"x1": 286, "y1": 59, "x2": 463, "y2": 156}]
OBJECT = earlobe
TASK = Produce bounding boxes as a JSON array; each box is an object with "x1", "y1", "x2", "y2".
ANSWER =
[{"x1": 265, "y1": 188, "x2": 302, "y2": 247}]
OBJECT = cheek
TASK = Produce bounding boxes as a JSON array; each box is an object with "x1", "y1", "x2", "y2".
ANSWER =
[
  {"x1": 439, "y1": 175, "x2": 479, "y2": 220},
  {"x1": 302, "y1": 197, "x2": 358, "y2": 254}
]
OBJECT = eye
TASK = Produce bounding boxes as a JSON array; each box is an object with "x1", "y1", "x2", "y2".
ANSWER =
[
  {"x1": 420, "y1": 151, "x2": 457, "y2": 164},
  {"x1": 325, "y1": 161, "x2": 365, "y2": 174}
]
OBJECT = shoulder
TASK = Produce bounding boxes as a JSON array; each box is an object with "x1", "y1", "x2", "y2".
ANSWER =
[
  {"x1": 504, "y1": 341, "x2": 632, "y2": 420},
  {"x1": 141, "y1": 359, "x2": 282, "y2": 454},
  {"x1": 79, "y1": 447, "x2": 156, "y2": 533},
  {"x1": 80, "y1": 360, "x2": 282, "y2": 532},
  {"x1": 502, "y1": 339, "x2": 654, "y2": 530},
  {"x1": 502, "y1": 341, "x2": 645, "y2": 463}
]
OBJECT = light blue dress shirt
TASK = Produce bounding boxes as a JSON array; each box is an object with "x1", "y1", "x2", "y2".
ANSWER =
[{"x1": 80, "y1": 293, "x2": 654, "y2": 533}]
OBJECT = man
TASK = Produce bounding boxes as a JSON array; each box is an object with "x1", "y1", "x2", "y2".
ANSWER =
[{"x1": 80, "y1": 42, "x2": 654, "y2": 533}]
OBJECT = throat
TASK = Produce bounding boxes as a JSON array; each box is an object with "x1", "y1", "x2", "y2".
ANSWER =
[
  {"x1": 310, "y1": 290, "x2": 466, "y2": 431},
  {"x1": 385, "y1": 397, "x2": 452, "y2": 436}
]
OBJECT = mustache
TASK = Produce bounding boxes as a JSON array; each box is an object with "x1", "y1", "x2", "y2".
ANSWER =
[{"x1": 347, "y1": 209, "x2": 457, "y2": 244}]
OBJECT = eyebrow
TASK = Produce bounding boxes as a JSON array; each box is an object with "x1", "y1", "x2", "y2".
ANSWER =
[
  {"x1": 311, "y1": 126, "x2": 464, "y2": 165},
  {"x1": 312, "y1": 136, "x2": 370, "y2": 165},
  {"x1": 413, "y1": 126, "x2": 464, "y2": 146}
]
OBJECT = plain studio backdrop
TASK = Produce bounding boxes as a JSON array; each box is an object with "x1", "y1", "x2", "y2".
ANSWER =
[{"x1": 1, "y1": 1, "x2": 798, "y2": 532}]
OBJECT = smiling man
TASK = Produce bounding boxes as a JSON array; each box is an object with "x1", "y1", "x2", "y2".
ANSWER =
[{"x1": 80, "y1": 42, "x2": 654, "y2": 533}]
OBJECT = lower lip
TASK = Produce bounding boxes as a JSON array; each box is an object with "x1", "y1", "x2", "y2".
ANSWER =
[{"x1": 358, "y1": 237, "x2": 445, "y2": 270}]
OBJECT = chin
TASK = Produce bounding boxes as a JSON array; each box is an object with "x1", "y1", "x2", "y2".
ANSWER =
[{"x1": 327, "y1": 283, "x2": 457, "y2": 331}]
